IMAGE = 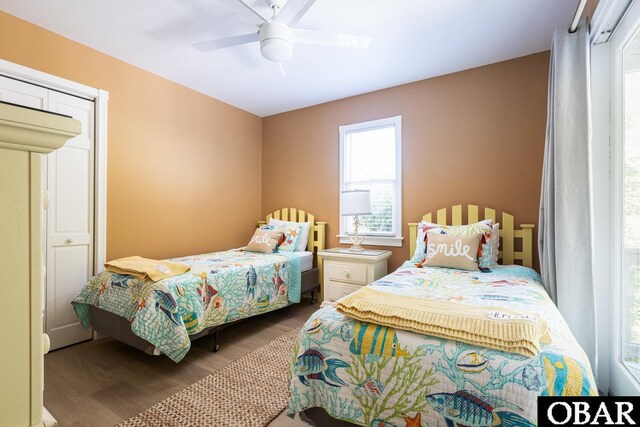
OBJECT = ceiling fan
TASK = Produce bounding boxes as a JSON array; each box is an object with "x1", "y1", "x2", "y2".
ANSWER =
[{"x1": 192, "y1": 0, "x2": 372, "y2": 63}]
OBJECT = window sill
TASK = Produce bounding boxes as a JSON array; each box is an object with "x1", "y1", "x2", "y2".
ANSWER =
[{"x1": 337, "y1": 235, "x2": 404, "y2": 247}]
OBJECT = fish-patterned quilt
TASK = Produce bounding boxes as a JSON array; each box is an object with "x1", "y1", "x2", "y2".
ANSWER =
[
  {"x1": 73, "y1": 249, "x2": 301, "y2": 362},
  {"x1": 287, "y1": 263, "x2": 597, "y2": 427}
]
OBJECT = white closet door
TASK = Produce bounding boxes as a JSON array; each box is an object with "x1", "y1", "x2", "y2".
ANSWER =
[
  {"x1": 0, "y1": 75, "x2": 95, "y2": 350},
  {"x1": 0, "y1": 75, "x2": 47, "y2": 109},
  {"x1": 45, "y1": 91, "x2": 94, "y2": 350}
]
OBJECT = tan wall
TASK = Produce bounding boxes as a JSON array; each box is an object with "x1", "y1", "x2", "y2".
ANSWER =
[
  {"x1": 0, "y1": 11, "x2": 262, "y2": 260},
  {"x1": 262, "y1": 52, "x2": 550, "y2": 271},
  {"x1": 0, "y1": 10, "x2": 550, "y2": 270},
  {"x1": 583, "y1": 0, "x2": 600, "y2": 20}
]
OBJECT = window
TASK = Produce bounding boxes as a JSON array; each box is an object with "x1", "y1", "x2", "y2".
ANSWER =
[
  {"x1": 339, "y1": 116, "x2": 402, "y2": 247},
  {"x1": 610, "y1": 0, "x2": 640, "y2": 393},
  {"x1": 620, "y1": 21, "x2": 640, "y2": 385}
]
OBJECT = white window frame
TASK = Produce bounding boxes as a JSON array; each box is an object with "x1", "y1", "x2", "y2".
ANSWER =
[
  {"x1": 608, "y1": 0, "x2": 640, "y2": 395},
  {"x1": 338, "y1": 115, "x2": 403, "y2": 247}
]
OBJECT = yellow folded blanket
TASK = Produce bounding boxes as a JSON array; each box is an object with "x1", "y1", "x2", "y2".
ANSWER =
[
  {"x1": 336, "y1": 287, "x2": 551, "y2": 357},
  {"x1": 104, "y1": 256, "x2": 191, "y2": 282}
]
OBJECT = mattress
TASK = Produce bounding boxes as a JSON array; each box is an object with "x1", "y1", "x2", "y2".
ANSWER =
[{"x1": 295, "y1": 251, "x2": 313, "y2": 272}]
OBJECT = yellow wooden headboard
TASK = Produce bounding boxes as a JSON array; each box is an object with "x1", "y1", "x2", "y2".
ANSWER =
[
  {"x1": 258, "y1": 208, "x2": 327, "y2": 288},
  {"x1": 408, "y1": 204, "x2": 535, "y2": 268},
  {"x1": 258, "y1": 207, "x2": 326, "y2": 253}
]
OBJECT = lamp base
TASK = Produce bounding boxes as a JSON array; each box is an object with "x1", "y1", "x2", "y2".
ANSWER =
[
  {"x1": 348, "y1": 216, "x2": 365, "y2": 251},
  {"x1": 348, "y1": 243, "x2": 365, "y2": 252}
]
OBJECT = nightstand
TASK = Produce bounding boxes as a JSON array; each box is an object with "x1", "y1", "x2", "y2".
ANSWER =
[{"x1": 318, "y1": 248, "x2": 392, "y2": 305}]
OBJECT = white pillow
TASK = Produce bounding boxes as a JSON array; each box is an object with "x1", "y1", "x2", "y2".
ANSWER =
[{"x1": 268, "y1": 218, "x2": 311, "y2": 251}]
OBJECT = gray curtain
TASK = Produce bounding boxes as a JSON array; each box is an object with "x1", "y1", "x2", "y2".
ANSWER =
[{"x1": 538, "y1": 19, "x2": 597, "y2": 371}]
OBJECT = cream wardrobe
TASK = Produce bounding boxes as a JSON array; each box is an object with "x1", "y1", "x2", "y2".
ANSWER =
[{"x1": 0, "y1": 102, "x2": 80, "y2": 426}]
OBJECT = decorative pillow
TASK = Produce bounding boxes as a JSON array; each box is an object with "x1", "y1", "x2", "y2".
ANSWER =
[
  {"x1": 423, "y1": 232, "x2": 482, "y2": 271},
  {"x1": 245, "y1": 228, "x2": 283, "y2": 253},
  {"x1": 269, "y1": 218, "x2": 311, "y2": 251},
  {"x1": 491, "y1": 223, "x2": 500, "y2": 267},
  {"x1": 411, "y1": 219, "x2": 494, "y2": 269},
  {"x1": 411, "y1": 222, "x2": 444, "y2": 262},
  {"x1": 260, "y1": 224, "x2": 301, "y2": 252}
]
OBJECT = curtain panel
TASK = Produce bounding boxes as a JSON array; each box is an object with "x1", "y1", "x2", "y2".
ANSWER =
[{"x1": 538, "y1": 19, "x2": 597, "y2": 373}]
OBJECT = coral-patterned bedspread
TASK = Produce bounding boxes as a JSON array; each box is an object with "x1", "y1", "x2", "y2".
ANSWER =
[
  {"x1": 286, "y1": 263, "x2": 596, "y2": 426},
  {"x1": 73, "y1": 249, "x2": 301, "y2": 362}
]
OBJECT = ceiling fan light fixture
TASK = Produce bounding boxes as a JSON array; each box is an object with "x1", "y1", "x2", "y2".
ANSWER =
[
  {"x1": 260, "y1": 21, "x2": 293, "y2": 62},
  {"x1": 261, "y1": 39, "x2": 292, "y2": 62}
]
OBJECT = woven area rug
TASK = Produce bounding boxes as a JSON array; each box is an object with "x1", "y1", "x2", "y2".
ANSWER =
[{"x1": 117, "y1": 327, "x2": 301, "y2": 427}]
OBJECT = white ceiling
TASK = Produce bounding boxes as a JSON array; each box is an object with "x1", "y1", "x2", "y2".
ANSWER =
[{"x1": 0, "y1": 0, "x2": 578, "y2": 116}]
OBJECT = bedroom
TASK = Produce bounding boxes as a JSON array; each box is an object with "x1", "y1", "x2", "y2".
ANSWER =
[{"x1": 0, "y1": 0, "x2": 638, "y2": 426}]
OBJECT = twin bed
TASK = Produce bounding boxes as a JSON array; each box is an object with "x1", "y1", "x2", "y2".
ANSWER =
[
  {"x1": 287, "y1": 205, "x2": 597, "y2": 427},
  {"x1": 72, "y1": 208, "x2": 326, "y2": 361},
  {"x1": 72, "y1": 204, "x2": 597, "y2": 426}
]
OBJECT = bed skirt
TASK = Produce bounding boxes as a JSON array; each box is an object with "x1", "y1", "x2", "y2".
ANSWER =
[{"x1": 302, "y1": 408, "x2": 358, "y2": 427}]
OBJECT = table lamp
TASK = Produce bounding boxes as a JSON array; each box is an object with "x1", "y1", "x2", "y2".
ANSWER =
[{"x1": 341, "y1": 190, "x2": 372, "y2": 252}]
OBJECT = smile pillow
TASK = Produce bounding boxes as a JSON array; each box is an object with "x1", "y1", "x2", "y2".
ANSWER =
[
  {"x1": 423, "y1": 232, "x2": 482, "y2": 271},
  {"x1": 245, "y1": 228, "x2": 284, "y2": 253}
]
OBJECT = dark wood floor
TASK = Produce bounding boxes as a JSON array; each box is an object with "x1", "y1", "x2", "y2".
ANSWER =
[{"x1": 44, "y1": 302, "x2": 319, "y2": 427}]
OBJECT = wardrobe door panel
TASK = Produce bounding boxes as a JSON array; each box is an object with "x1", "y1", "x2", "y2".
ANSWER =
[{"x1": 0, "y1": 148, "x2": 31, "y2": 427}]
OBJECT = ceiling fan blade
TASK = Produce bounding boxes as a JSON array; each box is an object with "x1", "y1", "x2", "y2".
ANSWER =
[
  {"x1": 235, "y1": 0, "x2": 269, "y2": 23},
  {"x1": 293, "y1": 28, "x2": 372, "y2": 49},
  {"x1": 192, "y1": 32, "x2": 260, "y2": 52},
  {"x1": 287, "y1": 0, "x2": 317, "y2": 26}
]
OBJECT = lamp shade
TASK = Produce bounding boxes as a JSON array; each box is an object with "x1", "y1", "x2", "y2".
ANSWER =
[{"x1": 341, "y1": 190, "x2": 372, "y2": 216}]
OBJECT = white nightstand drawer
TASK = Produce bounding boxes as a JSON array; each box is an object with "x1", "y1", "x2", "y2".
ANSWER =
[
  {"x1": 318, "y1": 248, "x2": 391, "y2": 306},
  {"x1": 324, "y1": 282, "x2": 362, "y2": 302},
  {"x1": 325, "y1": 261, "x2": 367, "y2": 285}
]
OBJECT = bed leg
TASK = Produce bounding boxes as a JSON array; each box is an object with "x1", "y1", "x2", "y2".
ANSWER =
[
  {"x1": 310, "y1": 290, "x2": 317, "y2": 305},
  {"x1": 212, "y1": 329, "x2": 220, "y2": 352}
]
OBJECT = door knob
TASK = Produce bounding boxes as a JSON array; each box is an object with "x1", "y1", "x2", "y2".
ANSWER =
[{"x1": 43, "y1": 333, "x2": 50, "y2": 354}]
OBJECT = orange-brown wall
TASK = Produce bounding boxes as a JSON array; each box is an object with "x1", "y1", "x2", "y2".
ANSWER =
[
  {"x1": 583, "y1": 0, "x2": 600, "y2": 20},
  {"x1": 0, "y1": 11, "x2": 262, "y2": 260},
  {"x1": 0, "y1": 10, "x2": 550, "y2": 270},
  {"x1": 262, "y1": 52, "x2": 550, "y2": 271}
]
